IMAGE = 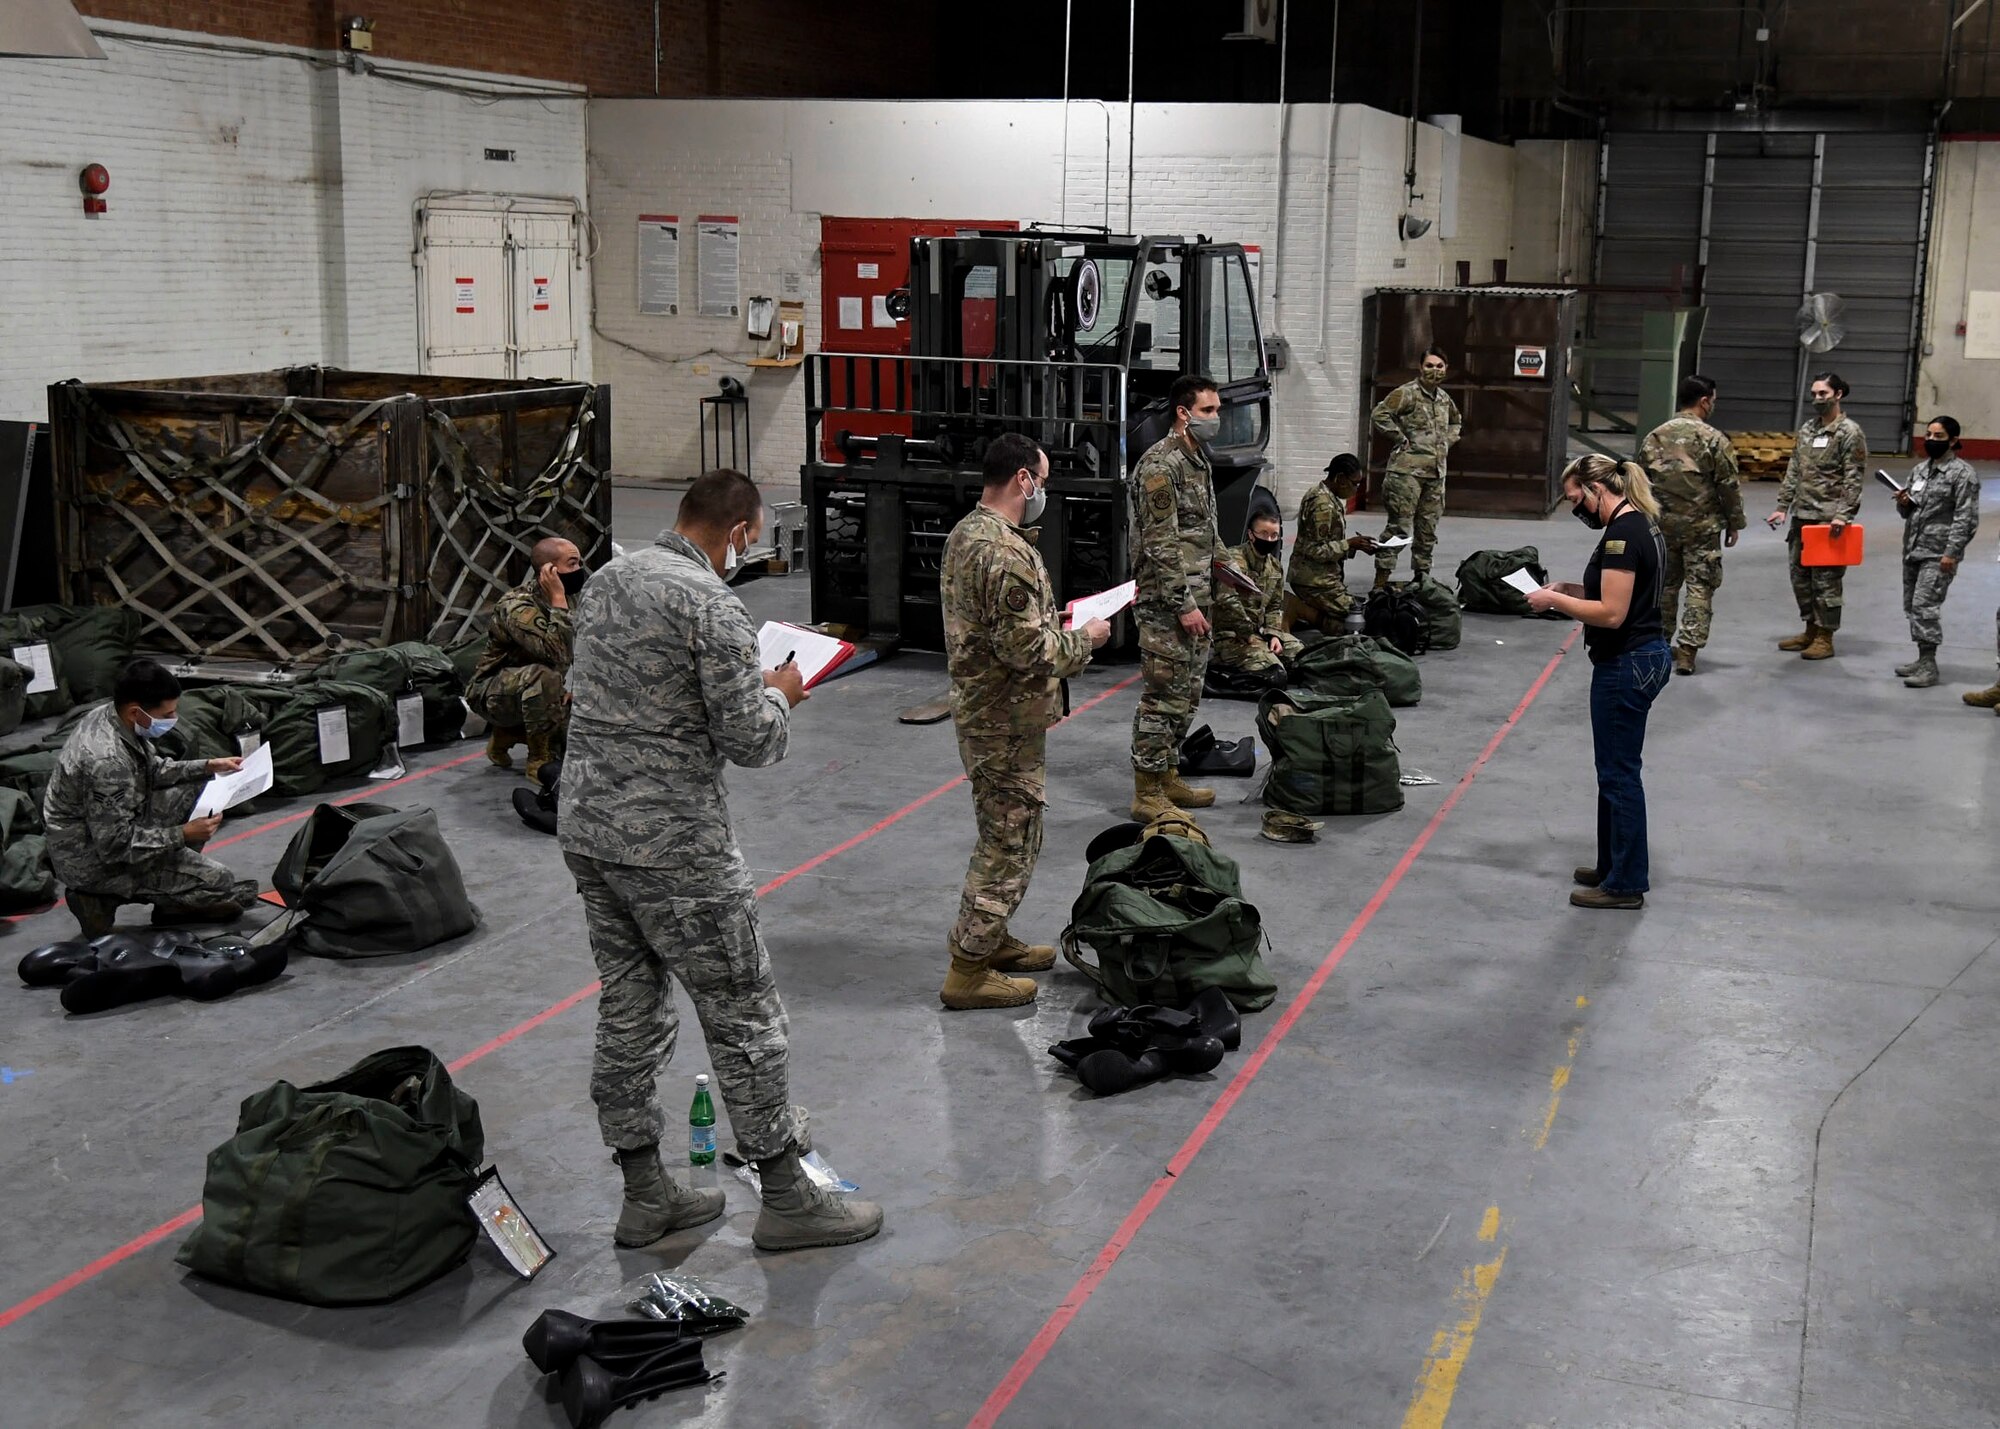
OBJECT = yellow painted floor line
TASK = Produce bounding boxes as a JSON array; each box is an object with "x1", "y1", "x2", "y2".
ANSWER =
[{"x1": 1400, "y1": 1207, "x2": 1509, "y2": 1429}]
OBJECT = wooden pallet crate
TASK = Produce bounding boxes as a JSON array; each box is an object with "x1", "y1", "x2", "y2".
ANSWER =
[{"x1": 1731, "y1": 430, "x2": 1796, "y2": 481}]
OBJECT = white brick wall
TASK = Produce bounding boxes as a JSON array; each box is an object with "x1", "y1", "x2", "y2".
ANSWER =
[
  {"x1": 0, "y1": 21, "x2": 589, "y2": 422},
  {"x1": 586, "y1": 99, "x2": 1545, "y2": 512}
]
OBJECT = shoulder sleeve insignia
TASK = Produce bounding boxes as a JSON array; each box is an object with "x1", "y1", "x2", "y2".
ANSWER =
[
  {"x1": 1603, "y1": 539, "x2": 1626, "y2": 555},
  {"x1": 1004, "y1": 586, "x2": 1031, "y2": 613},
  {"x1": 1149, "y1": 486, "x2": 1176, "y2": 515}
]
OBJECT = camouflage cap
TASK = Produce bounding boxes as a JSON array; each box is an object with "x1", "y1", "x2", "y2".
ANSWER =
[{"x1": 1259, "y1": 810, "x2": 1323, "y2": 844}]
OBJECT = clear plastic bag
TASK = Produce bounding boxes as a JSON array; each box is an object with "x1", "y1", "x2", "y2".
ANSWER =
[{"x1": 626, "y1": 1273, "x2": 749, "y2": 1336}]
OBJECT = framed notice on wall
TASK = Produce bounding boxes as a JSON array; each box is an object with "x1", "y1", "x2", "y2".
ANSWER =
[
  {"x1": 698, "y1": 214, "x2": 740, "y2": 318},
  {"x1": 637, "y1": 215, "x2": 680, "y2": 316}
]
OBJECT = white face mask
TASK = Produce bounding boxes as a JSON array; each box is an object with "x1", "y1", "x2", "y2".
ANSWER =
[
  {"x1": 722, "y1": 523, "x2": 746, "y2": 574},
  {"x1": 1020, "y1": 476, "x2": 1048, "y2": 524}
]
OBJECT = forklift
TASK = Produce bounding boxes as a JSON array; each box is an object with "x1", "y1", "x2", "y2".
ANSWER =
[{"x1": 801, "y1": 229, "x2": 1274, "y2": 653}]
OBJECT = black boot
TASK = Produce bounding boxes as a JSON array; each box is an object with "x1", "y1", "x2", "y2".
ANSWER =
[
  {"x1": 555, "y1": 1335, "x2": 717, "y2": 1429},
  {"x1": 522, "y1": 1308, "x2": 695, "y2": 1376}
]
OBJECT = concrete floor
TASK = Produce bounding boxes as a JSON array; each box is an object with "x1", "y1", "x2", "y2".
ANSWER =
[{"x1": 4, "y1": 469, "x2": 1998, "y2": 1428}]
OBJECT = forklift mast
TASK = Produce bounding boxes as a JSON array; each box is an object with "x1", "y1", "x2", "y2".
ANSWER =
[{"x1": 803, "y1": 229, "x2": 1273, "y2": 653}]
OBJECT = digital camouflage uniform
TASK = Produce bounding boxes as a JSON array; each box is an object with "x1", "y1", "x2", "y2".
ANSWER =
[
  {"x1": 559, "y1": 531, "x2": 802, "y2": 1162},
  {"x1": 1211, "y1": 540, "x2": 1300, "y2": 674},
  {"x1": 1130, "y1": 433, "x2": 1221, "y2": 774},
  {"x1": 1370, "y1": 379, "x2": 1461, "y2": 579},
  {"x1": 466, "y1": 577, "x2": 573, "y2": 741},
  {"x1": 1639, "y1": 413, "x2": 1745, "y2": 651},
  {"x1": 42, "y1": 704, "x2": 257, "y2": 910},
  {"x1": 940, "y1": 506, "x2": 1094, "y2": 963},
  {"x1": 1288, "y1": 480, "x2": 1360, "y2": 630},
  {"x1": 1899, "y1": 454, "x2": 1980, "y2": 646},
  {"x1": 1777, "y1": 415, "x2": 1867, "y2": 632}
]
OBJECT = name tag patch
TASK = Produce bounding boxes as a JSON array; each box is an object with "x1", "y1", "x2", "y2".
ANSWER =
[{"x1": 1812, "y1": 436, "x2": 1830, "y2": 448}]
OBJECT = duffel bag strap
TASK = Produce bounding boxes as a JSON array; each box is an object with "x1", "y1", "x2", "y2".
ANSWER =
[{"x1": 1059, "y1": 924, "x2": 1109, "y2": 994}]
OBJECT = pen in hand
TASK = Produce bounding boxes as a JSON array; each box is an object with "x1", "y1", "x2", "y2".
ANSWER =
[{"x1": 783, "y1": 650, "x2": 796, "y2": 668}]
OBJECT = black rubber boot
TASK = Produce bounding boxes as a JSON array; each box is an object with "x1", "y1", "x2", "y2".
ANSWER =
[
  {"x1": 522, "y1": 1308, "x2": 694, "y2": 1376},
  {"x1": 556, "y1": 1335, "x2": 716, "y2": 1429}
]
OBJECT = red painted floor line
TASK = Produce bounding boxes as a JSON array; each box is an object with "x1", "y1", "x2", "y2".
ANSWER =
[
  {"x1": 0, "y1": 672, "x2": 1141, "y2": 1333},
  {"x1": 966, "y1": 628, "x2": 1581, "y2": 1429}
]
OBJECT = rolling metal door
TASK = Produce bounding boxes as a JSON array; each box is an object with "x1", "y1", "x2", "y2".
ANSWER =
[{"x1": 1594, "y1": 128, "x2": 1930, "y2": 453}]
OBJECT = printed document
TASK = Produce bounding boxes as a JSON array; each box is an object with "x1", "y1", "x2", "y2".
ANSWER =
[
  {"x1": 1065, "y1": 580, "x2": 1136, "y2": 628},
  {"x1": 1500, "y1": 568, "x2": 1544, "y2": 598},
  {"x1": 192, "y1": 742, "x2": 274, "y2": 820}
]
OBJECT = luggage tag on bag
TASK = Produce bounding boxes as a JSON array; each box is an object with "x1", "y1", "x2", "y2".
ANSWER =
[
  {"x1": 467, "y1": 1165, "x2": 554, "y2": 1279},
  {"x1": 396, "y1": 693, "x2": 425, "y2": 749},
  {"x1": 10, "y1": 644, "x2": 54, "y2": 696},
  {"x1": 315, "y1": 707, "x2": 349, "y2": 765},
  {"x1": 235, "y1": 728, "x2": 262, "y2": 757}
]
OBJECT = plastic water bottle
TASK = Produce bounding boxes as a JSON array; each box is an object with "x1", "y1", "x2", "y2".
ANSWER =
[{"x1": 688, "y1": 1074, "x2": 716, "y2": 1165}]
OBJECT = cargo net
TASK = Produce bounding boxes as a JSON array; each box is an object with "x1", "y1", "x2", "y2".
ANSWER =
[
  {"x1": 72, "y1": 391, "x2": 406, "y2": 662},
  {"x1": 422, "y1": 391, "x2": 609, "y2": 649}
]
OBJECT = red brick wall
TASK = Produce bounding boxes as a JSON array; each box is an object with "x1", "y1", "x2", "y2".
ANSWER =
[{"x1": 80, "y1": 0, "x2": 938, "y2": 96}]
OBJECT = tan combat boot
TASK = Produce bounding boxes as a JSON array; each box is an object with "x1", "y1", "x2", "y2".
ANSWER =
[
  {"x1": 1672, "y1": 645, "x2": 1697, "y2": 676},
  {"x1": 989, "y1": 932, "x2": 1056, "y2": 973},
  {"x1": 486, "y1": 724, "x2": 526, "y2": 769},
  {"x1": 1778, "y1": 624, "x2": 1817, "y2": 652},
  {"x1": 940, "y1": 950, "x2": 1037, "y2": 1010},
  {"x1": 1130, "y1": 767, "x2": 1196, "y2": 823},
  {"x1": 524, "y1": 729, "x2": 556, "y2": 784},
  {"x1": 1964, "y1": 679, "x2": 2000, "y2": 709},
  {"x1": 1162, "y1": 771, "x2": 1216, "y2": 809},
  {"x1": 1800, "y1": 628, "x2": 1836, "y2": 660},
  {"x1": 1372, "y1": 570, "x2": 1391, "y2": 591}
]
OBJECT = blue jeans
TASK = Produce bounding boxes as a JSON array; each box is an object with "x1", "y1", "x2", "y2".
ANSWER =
[{"x1": 1590, "y1": 639, "x2": 1672, "y2": 894}]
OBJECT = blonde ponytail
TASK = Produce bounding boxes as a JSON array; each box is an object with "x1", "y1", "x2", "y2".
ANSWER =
[{"x1": 1560, "y1": 454, "x2": 1659, "y2": 520}]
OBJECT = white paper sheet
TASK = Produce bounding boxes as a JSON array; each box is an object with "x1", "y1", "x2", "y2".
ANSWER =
[
  {"x1": 396, "y1": 693, "x2": 425, "y2": 749},
  {"x1": 1065, "y1": 580, "x2": 1137, "y2": 628},
  {"x1": 757, "y1": 621, "x2": 851, "y2": 688},
  {"x1": 837, "y1": 296, "x2": 863, "y2": 330},
  {"x1": 1372, "y1": 534, "x2": 1413, "y2": 549},
  {"x1": 316, "y1": 706, "x2": 350, "y2": 765},
  {"x1": 11, "y1": 644, "x2": 54, "y2": 696},
  {"x1": 1501, "y1": 568, "x2": 1544, "y2": 598},
  {"x1": 191, "y1": 742, "x2": 273, "y2": 820}
]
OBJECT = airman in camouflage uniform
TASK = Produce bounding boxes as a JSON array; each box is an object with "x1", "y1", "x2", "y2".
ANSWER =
[
  {"x1": 467, "y1": 536, "x2": 581, "y2": 783},
  {"x1": 1370, "y1": 349, "x2": 1461, "y2": 583},
  {"x1": 1286, "y1": 455, "x2": 1376, "y2": 634},
  {"x1": 939, "y1": 435, "x2": 1104, "y2": 1010},
  {"x1": 1769, "y1": 373, "x2": 1867, "y2": 660},
  {"x1": 43, "y1": 662, "x2": 259, "y2": 937},
  {"x1": 1894, "y1": 417, "x2": 1979, "y2": 688},
  {"x1": 1131, "y1": 376, "x2": 1226, "y2": 823},
  {"x1": 1210, "y1": 511, "x2": 1300, "y2": 679},
  {"x1": 560, "y1": 470, "x2": 880, "y2": 1254},
  {"x1": 1639, "y1": 376, "x2": 1744, "y2": 675}
]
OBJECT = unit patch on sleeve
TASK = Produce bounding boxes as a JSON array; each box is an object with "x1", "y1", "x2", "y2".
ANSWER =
[{"x1": 1005, "y1": 586, "x2": 1030, "y2": 612}]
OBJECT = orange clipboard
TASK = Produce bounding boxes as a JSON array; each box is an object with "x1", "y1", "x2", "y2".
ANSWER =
[{"x1": 1799, "y1": 523, "x2": 1864, "y2": 567}]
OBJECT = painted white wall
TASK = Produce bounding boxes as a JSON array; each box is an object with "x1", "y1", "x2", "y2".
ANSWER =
[
  {"x1": 0, "y1": 21, "x2": 590, "y2": 423},
  {"x1": 587, "y1": 98, "x2": 1542, "y2": 512},
  {"x1": 1915, "y1": 138, "x2": 2000, "y2": 443},
  {"x1": 1509, "y1": 139, "x2": 1599, "y2": 285}
]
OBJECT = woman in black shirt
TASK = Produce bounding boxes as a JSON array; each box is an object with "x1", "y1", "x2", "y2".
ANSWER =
[{"x1": 1526, "y1": 456, "x2": 1670, "y2": 910}]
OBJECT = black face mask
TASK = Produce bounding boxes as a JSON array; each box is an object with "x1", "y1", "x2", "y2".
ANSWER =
[
  {"x1": 1572, "y1": 497, "x2": 1604, "y2": 532},
  {"x1": 1925, "y1": 438, "x2": 1952, "y2": 460},
  {"x1": 559, "y1": 567, "x2": 589, "y2": 597},
  {"x1": 1252, "y1": 537, "x2": 1282, "y2": 558}
]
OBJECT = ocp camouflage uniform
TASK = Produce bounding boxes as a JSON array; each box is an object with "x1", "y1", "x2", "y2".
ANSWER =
[
  {"x1": 1778, "y1": 415, "x2": 1867, "y2": 631},
  {"x1": 1640, "y1": 413, "x2": 1744, "y2": 651},
  {"x1": 559, "y1": 531, "x2": 802, "y2": 1162},
  {"x1": 1899, "y1": 453, "x2": 1980, "y2": 646},
  {"x1": 42, "y1": 704, "x2": 257, "y2": 910},
  {"x1": 1130, "y1": 433, "x2": 1221, "y2": 773},
  {"x1": 1287, "y1": 480, "x2": 1359, "y2": 630},
  {"x1": 466, "y1": 577, "x2": 573, "y2": 740},
  {"x1": 1211, "y1": 540, "x2": 1300, "y2": 674},
  {"x1": 941, "y1": 506, "x2": 1094, "y2": 963},
  {"x1": 1370, "y1": 379, "x2": 1461, "y2": 578}
]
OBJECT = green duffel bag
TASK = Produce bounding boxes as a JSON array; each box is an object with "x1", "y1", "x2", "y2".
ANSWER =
[
  {"x1": 176, "y1": 1045, "x2": 484, "y2": 1306},
  {"x1": 272, "y1": 801, "x2": 479, "y2": 957},
  {"x1": 0, "y1": 614, "x2": 73, "y2": 723},
  {"x1": 445, "y1": 633, "x2": 486, "y2": 692},
  {"x1": 1061, "y1": 831, "x2": 1276, "y2": 1012},
  {"x1": 1291, "y1": 633, "x2": 1421, "y2": 708},
  {"x1": 0, "y1": 786, "x2": 54, "y2": 908},
  {"x1": 1258, "y1": 688, "x2": 1404, "y2": 816},
  {"x1": 1411, "y1": 576, "x2": 1463, "y2": 651},
  {"x1": 12, "y1": 603, "x2": 146, "y2": 703},
  {"x1": 312, "y1": 642, "x2": 466, "y2": 745},
  {"x1": 263, "y1": 681, "x2": 393, "y2": 798},
  {"x1": 0, "y1": 657, "x2": 26, "y2": 737},
  {"x1": 165, "y1": 686, "x2": 278, "y2": 763},
  {"x1": 1455, "y1": 546, "x2": 1553, "y2": 617},
  {"x1": 0, "y1": 750, "x2": 60, "y2": 812}
]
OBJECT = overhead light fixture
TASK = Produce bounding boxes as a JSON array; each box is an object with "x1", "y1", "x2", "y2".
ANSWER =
[
  {"x1": 1399, "y1": 215, "x2": 1432, "y2": 241},
  {"x1": 0, "y1": 0, "x2": 105, "y2": 59}
]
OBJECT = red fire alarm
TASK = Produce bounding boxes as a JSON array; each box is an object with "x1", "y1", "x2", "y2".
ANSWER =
[{"x1": 79, "y1": 164, "x2": 110, "y2": 218}]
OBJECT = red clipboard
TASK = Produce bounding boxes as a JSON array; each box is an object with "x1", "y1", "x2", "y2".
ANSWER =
[{"x1": 1800, "y1": 523, "x2": 1864, "y2": 567}]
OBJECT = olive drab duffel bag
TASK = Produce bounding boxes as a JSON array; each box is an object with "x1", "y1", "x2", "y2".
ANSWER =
[
  {"x1": 263, "y1": 680, "x2": 394, "y2": 798},
  {"x1": 1257, "y1": 688, "x2": 1404, "y2": 816},
  {"x1": 176, "y1": 1046, "x2": 485, "y2": 1306},
  {"x1": 311, "y1": 641, "x2": 467, "y2": 746},
  {"x1": 272, "y1": 801, "x2": 479, "y2": 958},
  {"x1": 0, "y1": 656, "x2": 25, "y2": 738},
  {"x1": 1062, "y1": 830, "x2": 1277, "y2": 1012},
  {"x1": 1455, "y1": 547, "x2": 1553, "y2": 617},
  {"x1": 1409, "y1": 576, "x2": 1463, "y2": 650},
  {"x1": 10, "y1": 603, "x2": 146, "y2": 704},
  {"x1": 1361, "y1": 584, "x2": 1431, "y2": 658},
  {"x1": 0, "y1": 613, "x2": 73, "y2": 722},
  {"x1": 1290, "y1": 633, "x2": 1422, "y2": 708}
]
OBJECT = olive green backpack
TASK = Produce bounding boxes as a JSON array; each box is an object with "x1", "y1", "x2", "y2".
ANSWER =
[
  {"x1": 1062, "y1": 831, "x2": 1276, "y2": 1012},
  {"x1": 1258, "y1": 688, "x2": 1404, "y2": 816},
  {"x1": 176, "y1": 1046, "x2": 484, "y2": 1306},
  {"x1": 1290, "y1": 633, "x2": 1422, "y2": 708},
  {"x1": 1410, "y1": 577, "x2": 1463, "y2": 650},
  {"x1": 1455, "y1": 547, "x2": 1552, "y2": 617}
]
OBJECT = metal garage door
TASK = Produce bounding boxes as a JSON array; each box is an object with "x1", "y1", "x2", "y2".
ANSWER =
[
  {"x1": 1592, "y1": 128, "x2": 1931, "y2": 453},
  {"x1": 418, "y1": 201, "x2": 582, "y2": 380}
]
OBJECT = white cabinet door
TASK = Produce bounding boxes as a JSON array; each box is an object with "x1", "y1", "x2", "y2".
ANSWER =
[
  {"x1": 509, "y1": 212, "x2": 579, "y2": 381},
  {"x1": 420, "y1": 208, "x2": 509, "y2": 378}
]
